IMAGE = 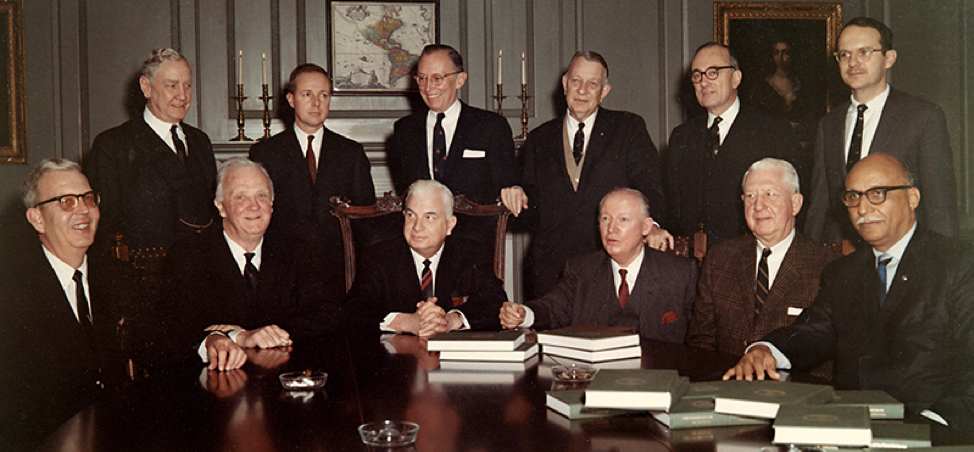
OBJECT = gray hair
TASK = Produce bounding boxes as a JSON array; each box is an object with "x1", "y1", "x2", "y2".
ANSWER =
[
  {"x1": 21, "y1": 158, "x2": 85, "y2": 208},
  {"x1": 568, "y1": 51, "x2": 609, "y2": 82},
  {"x1": 140, "y1": 48, "x2": 187, "y2": 81},
  {"x1": 405, "y1": 179, "x2": 454, "y2": 218},
  {"x1": 742, "y1": 158, "x2": 800, "y2": 194},
  {"x1": 215, "y1": 157, "x2": 274, "y2": 202},
  {"x1": 599, "y1": 187, "x2": 650, "y2": 219},
  {"x1": 694, "y1": 42, "x2": 740, "y2": 70}
]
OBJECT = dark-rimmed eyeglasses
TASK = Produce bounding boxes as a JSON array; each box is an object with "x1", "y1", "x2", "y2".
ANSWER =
[
  {"x1": 34, "y1": 191, "x2": 101, "y2": 211},
  {"x1": 833, "y1": 48, "x2": 882, "y2": 64},
  {"x1": 690, "y1": 66, "x2": 736, "y2": 83},
  {"x1": 841, "y1": 185, "x2": 911, "y2": 207},
  {"x1": 413, "y1": 71, "x2": 462, "y2": 87}
]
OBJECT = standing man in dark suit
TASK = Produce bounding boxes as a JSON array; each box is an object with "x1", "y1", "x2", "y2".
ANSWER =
[
  {"x1": 390, "y1": 44, "x2": 517, "y2": 206},
  {"x1": 501, "y1": 51, "x2": 665, "y2": 299},
  {"x1": 805, "y1": 17, "x2": 957, "y2": 245},
  {"x1": 0, "y1": 159, "x2": 144, "y2": 449},
  {"x1": 688, "y1": 158, "x2": 838, "y2": 362},
  {"x1": 346, "y1": 180, "x2": 508, "y2": 337},
  {"x1": 156, "y1": 158, "x2": 342, "y2": 371},
  {"x1": 726, "y1": 154, "x2": 974, "y2": 432},
  {"x1": 500, "y1": 189, "x2": 696, "y2": 344},
  {"x1": 663, "y1": 42, "x2": 803, "y2": 247},
  {"x1": 85, "y1": 48, "x2": 217, "y2": 255},
  {"x1": 250, "y1": 63, "x2": 374, "y2": 283}
]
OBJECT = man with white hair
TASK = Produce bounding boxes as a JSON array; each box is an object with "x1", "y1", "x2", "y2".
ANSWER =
[
  {"x1": 156, "y1": 158, "x2": 341, "y2": 371},
  {"x1": 687, "y1": 158, "x2": 838, "y2": 362},
  {"x1": 347, "y1": 179, "x2": 508, "y2": 337}
]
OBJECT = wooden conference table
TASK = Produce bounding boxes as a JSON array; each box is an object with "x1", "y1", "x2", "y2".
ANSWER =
[{"x1": 38, "y1": 335, "x2": 972, "y2": 451}]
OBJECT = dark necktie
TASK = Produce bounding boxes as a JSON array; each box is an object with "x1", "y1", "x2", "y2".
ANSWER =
[
  {"x1": 432, "y1": 113, "x2": 447, "y2": 180},
  {"x1": 306, "y1": 135, "x2": 317, "y2": 184},
  {"x1": 755, "y1": 248, "x2": 772, "y2": 317},
  {"x1": 244, "y1": 252, "x2": 259, "y2": 295},
  {"x1": 877, "y1": 253, "x2": 892, "y2": 306},
  {"x1": 420, "y1": 259, "x2": 433, "y2": 300},
  {"x1": 847, "y1": 104, "x2": 868, "y2": 172},
  {"x1": 618, "y1": 269, "x2": 629, "y2": 309},
  {"x1": 572, "y1": 122, "x2": 585, "y2": 165},
  {"x1": 171, "y1": 125, "x2": 187, "y2": 164},
  {"x1": 73, "y1": 270, "x2": 101, "y2": 374},
  {"x1": 708, "y1": 116, "x2": 722, "y2": 156}
]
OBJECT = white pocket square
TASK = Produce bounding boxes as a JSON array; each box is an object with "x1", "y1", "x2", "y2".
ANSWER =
[
  {"x1": 787, "y1": 307, "x2": 803, "y2": 316},
  {"x1": 462, "y1": 149, "x2": 486, "y2": 158}
]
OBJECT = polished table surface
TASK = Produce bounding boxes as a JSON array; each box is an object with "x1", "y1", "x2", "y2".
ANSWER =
[{"x1": 38, "y1": 334, "x2": 973, "y2": 451}]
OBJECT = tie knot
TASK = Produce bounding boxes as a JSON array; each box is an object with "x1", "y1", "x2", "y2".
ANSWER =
[
  {"x1": 73, "y1": 269, "x2": 84, "y2": 284},
  {"x1": 307, "y1": 134, "x2": 314, "y2": 145},
  {"x1": 423, "y1": 259, "x2": 431, "y2": 270},
  {"x1": 713, "y1": 116, "x2": 723, "y2": 125},
  {"x1": 245, "y1": 252, "x2": 255, "y2": 264},
  {"x1": 577, "y1": 122, "x2": 585, "y2": 131},
  {"x1": 857, "y1": 104, "x2": 868, "y2": 113},
  {"x1": 436, "y1": 112, "x2": 445, "y2": 122},
  {"x1": 170, "y1": 124, "x2": 179, "y2": 134},
  {"x1": 619, "y1": 268, "x2": 627, "y2": 279},
  {"x1": 877, "y1": 253, "x2": 892, "y2": 267},
  {"x1": 761, "y1": 248, "x2": 772, "y2": 259}
]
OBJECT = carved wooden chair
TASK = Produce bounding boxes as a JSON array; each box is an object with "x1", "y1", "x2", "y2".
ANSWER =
[
  {"x1": 110, "y1": 234, "x2": 168, "y2": 381},
  {"x1": 331, "y1": 192, "x2": 511, "y2": 292},
  {"x1": 664, "y1": 223, "x2": 708, "y2": 267}
]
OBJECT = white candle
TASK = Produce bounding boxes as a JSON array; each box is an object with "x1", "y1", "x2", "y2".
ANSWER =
[
  {"x1": 521, "y1": 52, "x2": 526, "y2": 85},
  {"x1": 238, "y1": 50, "x2": 243, "y2": 85},
  {"x1": 497, "y1": 50, "x2": 502, "y2": 85},
  {"x1": 262, "y1": 53, "x2": 267, "y2": 85}
]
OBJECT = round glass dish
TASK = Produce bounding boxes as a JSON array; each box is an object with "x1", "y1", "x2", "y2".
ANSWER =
[
  {"x1": 358, "y1": 420, "x2": 419, "y2": 447},
  {"x1": 551, "y1": 364, "x2": 598, "y2": 382}
]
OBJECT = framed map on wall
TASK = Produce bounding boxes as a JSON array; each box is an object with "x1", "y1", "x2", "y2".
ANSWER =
[{"x1": 327, "y1": 1, "x2": 438, "y2": 93}]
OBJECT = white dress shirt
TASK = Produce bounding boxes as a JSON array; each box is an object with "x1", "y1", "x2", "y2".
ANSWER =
[
  {"x1": 143, "y1": 107, "x2": 185, "y2": 155},
  {"x1": 755, "y1": 229, "x2": 796, "y2": 289},
  {"x1": 379, "y1": 244, "x2": 471, "y2": 332},
  {"x1": 845, "y1": 84, "x2": 890, "y2": 163},
  {"x1": 565, "y1": 107, "x2": 599, "y2": 157},
  {"x1": 42, "y1": 245, "x2": 90, "y2": 323},
  {"x1": 708, "y1": 97, "x2": 741, "y2": 145},
  {"x1": 425, "y1": 99, "x2": 462, "y2": 176},
  {"x1": 293, "y1": 124, "x2": 324, "y2": 164}
]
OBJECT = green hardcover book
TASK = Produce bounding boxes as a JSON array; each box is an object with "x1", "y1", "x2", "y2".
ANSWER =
[
  {"x1": 830, "y1": 390, "x2": 905, "y2": 419},
  {"x1": 681, "y1": 380, "x2": 755, "y2": 399},
  {"x1": 542, "y1": 343, "x2": 642, "y2": 362},
  {"x1": 773, "y1": 404, "x2": 871, "y2": 447},
  {"x1": 426, "y1": 330, "x2": 525, "y2": 351},
  {"x1": 652, "y1": 397, "x2": 769, "y2": 429},
  {"x1": 583, "y1": 369, "x2": 683, "y2": 411},
  {"x1": 437, "y1": 342, "x2": 538, "y2": 362},
  {"x1": 869, "y1": 422, "x2": 931, "y2": 448},
  {"x1": 713, "y1": 380, "x2": 834, "y2": 419},
  {"x1": 537, "y1": 325, "x2": 639, "y2": 351},
  {"x1": 546, "y1": 390, "x2": 631, "y2": 420}
]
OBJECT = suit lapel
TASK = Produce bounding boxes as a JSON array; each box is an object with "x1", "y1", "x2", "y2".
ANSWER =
[
  {"x1": 733, "y1": 238, "x2": 758, "y2": 330},
  {"x1": 825, "y1": 102, "x2": 851, "y2": 178},
  {"x1": 577, "y1": 110, "x2": 612, "y2": 192},
  {"x1": 868, "y1": 90, "x2": 904, "y2": 157},
  {"x1": 631, "y1": 248, "x2": 659, "y2": 306}
]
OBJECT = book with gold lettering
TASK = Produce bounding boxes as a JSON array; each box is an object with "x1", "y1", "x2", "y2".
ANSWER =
[
  {"x1": 537, "y1": 325, "x2": 639, "y2": 351},
  {"x1": 829, "y1": 390, "x2": 904, "y2": 419},
  {"x1": 713, "y1": 380, "x2": 833, "y2": 419},
  {"x1": 546, "y1": 390, "x2": 631, "y2": 420},
  {"x1": 653, "y1": 397, "x2": 769, "y2": 429},
  {"x1": 772, "y1": 405, "x2": 871, "y2": 447},
  {"x1": 583, "y1": 369, "x2": 685, "y2": 411}
]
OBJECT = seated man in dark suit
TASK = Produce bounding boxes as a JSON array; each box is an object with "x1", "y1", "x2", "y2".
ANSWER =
[
  {"x1": 249, "y1": 63, "x2": 374, "y2": 281},
  {"x1": 85, "y1": 48, "x2": 217, "y2": 255},
  {"x1": 726, "y1": 154, "x2": 974, "y2": 432},
  {"x1": 156, "y1": 158, "x2": 342, "y2": 371},
  {"x1": 688, "y1": 159, "x2": 838, "y2": 374},
  {"x1": 500, "y1": 188, "x2": 696, "y2": 343},
  {"x1": 0, "y1": 159, "x2": 144, "y2": 449},
  {"x1": 346, "y1": 180, "x2": 508, "y2": 337}
]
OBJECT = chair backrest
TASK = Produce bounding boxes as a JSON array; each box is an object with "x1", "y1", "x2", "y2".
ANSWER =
[
  {"x1": 664, "y1": 223, "x2": 707, "y2": 267},
  {"x1": 331, "y1": 192, "x2": 511, "y2": 292}
]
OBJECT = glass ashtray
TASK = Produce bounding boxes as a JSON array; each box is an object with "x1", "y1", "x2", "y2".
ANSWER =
[{"x1": 358, "y1": 420, "x2": 419, "y2": 447}]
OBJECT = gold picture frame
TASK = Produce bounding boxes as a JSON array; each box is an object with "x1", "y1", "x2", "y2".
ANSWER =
[{"x1": 0, "y1": 0, "x2": 25, "y2": 164}]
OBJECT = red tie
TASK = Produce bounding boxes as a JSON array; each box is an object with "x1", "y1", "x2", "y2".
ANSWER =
[
  {"x1": 618, "y1": 269, "x2": 629, "y2": 309},
  {"x1": 306, "y1": 135, "x2": 317, "y2": 184}
]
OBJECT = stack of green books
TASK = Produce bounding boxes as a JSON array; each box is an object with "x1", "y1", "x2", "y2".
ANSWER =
[
  {"x1": 772, "y1": 404, "x2": 872, "y2": 447},
  {"x1": 652, "y1": 381, "x2": 770, "y2": 429},
  {"x1": 537, "y1": 326, "x2": 641, "y2": 362},
  {"x1": 583, "y1": 369, "x2": 686, "y2": 411},
  {"x1": 545, "y1": 390, "x2": 631, "y2": 420},
  {"x1": 713, "y1": 380, "x2": 834, "y2": 419},
  {"x1": 426, "y1": 330, "x2": 538, "y2": 361}
]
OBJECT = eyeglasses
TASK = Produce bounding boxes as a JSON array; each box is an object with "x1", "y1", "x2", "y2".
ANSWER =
[
  {"x1": 833, "y1": 48, "x2": 882, "y2": 64},
  {"x1": 34, "y1": 191, "x2": 101, "y2": 211},
  {"x1": 840, "y1": 185, "x2": 911, "y2": 207},
  {"x1": 690, "y1": 66, "x2": 736, "y2": 83},
  {"x1": 413, "y1": 71, "x2": 462, "y2": 87}
]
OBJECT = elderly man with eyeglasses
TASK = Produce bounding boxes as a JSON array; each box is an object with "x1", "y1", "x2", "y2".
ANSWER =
[
  {"x1": 661, "y1": 41, "x2": 803, "y2": 249},
  {"x1": 805, "y1": 17, "x2": 957, "y2": 248},
  {"x1": 726, "y1": 153, "x2": 974, "y2": 433},
  {"x1": 0, "y1": 158, "x2": 145, "y2": 450}
]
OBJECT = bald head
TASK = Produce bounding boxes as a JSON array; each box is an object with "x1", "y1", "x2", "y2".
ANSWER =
[{"x1": 844, "y1": 154, "x2": 920, "y2": 252}]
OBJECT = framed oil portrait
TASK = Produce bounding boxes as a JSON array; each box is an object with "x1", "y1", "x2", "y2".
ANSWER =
[
  {"x1": 0, "y1": 0, "x2": 26, "y2": 164},
  {"x1": 327, "y1": 1, "x2": 438, "y2": 94},
  {"x1": 715, "y1": 2, "x2": 843, "y2": 146}
]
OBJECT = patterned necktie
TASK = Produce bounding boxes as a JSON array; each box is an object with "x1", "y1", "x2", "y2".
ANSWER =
[
  {"x1": 420, "y1": 259, "x2": 433, "y2": 300},
  {"x1": 432, "y1": 113, "x2": 447, "y2": 180},
  {"x1": 755, "y1": 248, "x2": 772, "y2": 317},
  {"x1": 618, "y1": 269, "x2": 630, "y2": 309},
  {"x1": 171, "y1": 125, "x2": 187, "y2": 164},
  {"x1": 877, "y1": 253, "x2": 892, "y2": 306},
  {"x1": 572, "y1": 122, "x2": 585, "y2": 165},
  {"x1": 847, "y1": 104, "x2": 868, "y2": 172},
  {"x1": 708, "y1": 116, "x2": 722, "y2": 156},
  {"x1": 306, "y1": 134, "x2": 317, "y2": 184},
  {"x1": 244, "y1": 252, "x2": 259, "y2": 295}
]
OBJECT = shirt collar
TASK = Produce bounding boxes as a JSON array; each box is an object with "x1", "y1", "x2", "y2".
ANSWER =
[
  {"x1": 610, "y1": 245, "x2": 645, "y2": 277},
  {"x1": 757, "y1": 228, "x2": 796, "y2": 256},
  {"x1": 224, "y1": 231, "x2": 264, "y2": 273},
  {"x1": 708, "y1": 96, "x2": 740, "y2": 128},
  {"x1": 144, "y1": 107, "x2": 180, "y2": 137},
  {"x1": 872, "y1": 221, "x2": 917, "y2": 263},
  {"x1": 410, "y1": 242, "x2": 445, "y2": 270},
  {"x1": 428, "y1": 99, "x2": 462, "y2": 122},
  {"x1": 293, "y1": 124, "x2": 324, "y2": 156},
  {"x1": 42, "y1": 244, "x2": 88, "y2": 280},
  {"x1": 565, "y1": 107, "x2": 599, "y2": 132},
  {"x1": 851, "y1": 84, "x2": 890, "y2": 110}
]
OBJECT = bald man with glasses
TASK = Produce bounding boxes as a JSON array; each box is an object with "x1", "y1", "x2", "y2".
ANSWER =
[{"x1": 0, "y1": 158, "x2": 145, "y2": 450}]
